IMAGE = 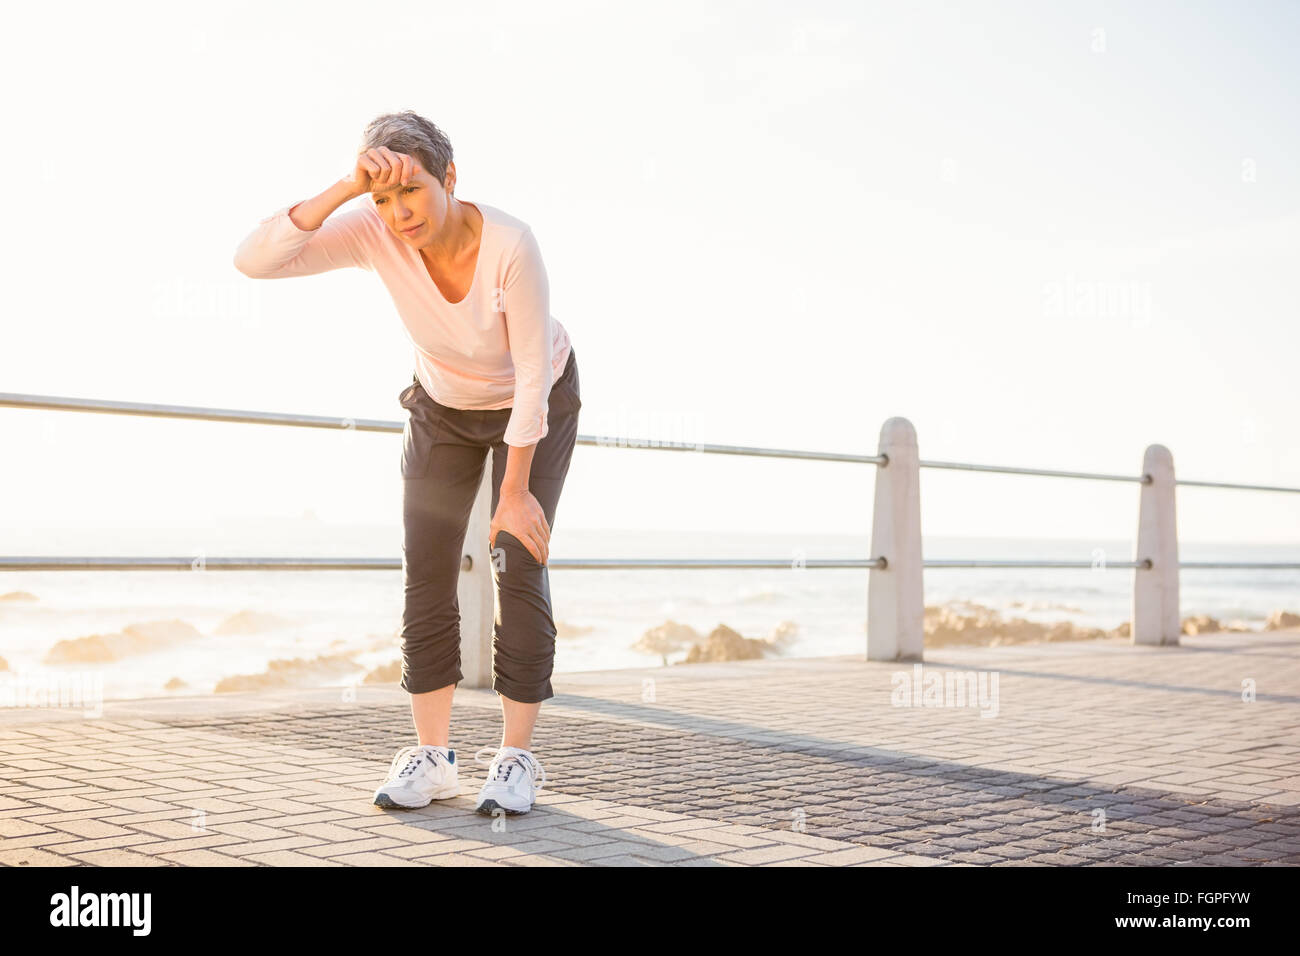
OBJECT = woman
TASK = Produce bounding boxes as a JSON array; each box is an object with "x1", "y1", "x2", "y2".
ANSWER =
[{"x1": 233, "y1": 111, "x2": 580, "y2": 815}]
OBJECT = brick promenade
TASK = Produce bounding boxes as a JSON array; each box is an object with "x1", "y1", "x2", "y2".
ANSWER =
[{"x1": 2, "y1": 629, "x2": 1299, "y2": 866}]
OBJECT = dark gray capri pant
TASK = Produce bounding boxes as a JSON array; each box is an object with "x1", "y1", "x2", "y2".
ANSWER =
[{"x1": 397, "y1": 346, "x2": 581, "y2": 703}]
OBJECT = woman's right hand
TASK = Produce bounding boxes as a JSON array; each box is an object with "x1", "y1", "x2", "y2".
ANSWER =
[{"x1": 347, "y1": 147, "x2": 416, "y2": 197}]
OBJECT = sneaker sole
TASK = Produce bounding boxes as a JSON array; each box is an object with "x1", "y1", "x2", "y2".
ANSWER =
[
  {"x1": 474, "y1": 798, "x2": 533, "y2": 816},
  {"x1": 373, "y1": 782, "x2": 460, "y2": 809}
]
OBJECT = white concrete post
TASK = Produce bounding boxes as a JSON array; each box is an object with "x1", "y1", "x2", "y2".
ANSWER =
[
  {"x1": 458, "y1": 466, "x2": 496, "y2": 687},
  {"x1": 1133, "y1": 444, "x2": 1180, "y2": 645},
  {"x1": 867, "y1": 417, "x2": 925, "y2": 661}
]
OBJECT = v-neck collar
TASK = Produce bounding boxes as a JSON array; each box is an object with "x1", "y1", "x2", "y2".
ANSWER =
[{"x1": 410, "y1": 200, "x2": 485, "y2": 306}]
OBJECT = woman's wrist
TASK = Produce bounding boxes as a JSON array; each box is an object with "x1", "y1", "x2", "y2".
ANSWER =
[{"x1": 335, "y1": 176, "x2": 366, "y2": 201}]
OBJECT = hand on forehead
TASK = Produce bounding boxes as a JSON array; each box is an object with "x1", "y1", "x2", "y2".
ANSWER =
[{"x1": 363, "y1": 147, "x2": 424, "y2": 188}]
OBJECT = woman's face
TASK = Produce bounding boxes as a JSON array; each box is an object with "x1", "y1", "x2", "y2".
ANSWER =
[{"x1": 369, "y1": 160, "x2": 455, "y2": 247}]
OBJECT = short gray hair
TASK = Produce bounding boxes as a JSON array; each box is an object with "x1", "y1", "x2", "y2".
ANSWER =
[{"x1": 359, "y1": 111, "x2": 454, "y2": 186}]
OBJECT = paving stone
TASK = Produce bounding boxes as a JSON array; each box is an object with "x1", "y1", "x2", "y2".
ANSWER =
[
  {"x1": 157, "y1": 849, "x2": 257, "y2": 866},
  {"x1": 3, "y1": 633, "x2": 1299, "y2": 866}
]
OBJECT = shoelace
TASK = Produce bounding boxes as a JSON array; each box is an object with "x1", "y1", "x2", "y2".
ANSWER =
[
  {"x1": 474, "y1": 747, "x2": 546, "y2": 792},
  {"x1": 386, "y1": 746, "x2": 447, "y2": 782}
]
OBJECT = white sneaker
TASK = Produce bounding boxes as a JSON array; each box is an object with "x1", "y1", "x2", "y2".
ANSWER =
[
  {"x1": 373, "y1": 745, "x2": 459, "y2": 809},
  {"x1": 474, "y1": 746, "x2": 546, "y2": 815}
]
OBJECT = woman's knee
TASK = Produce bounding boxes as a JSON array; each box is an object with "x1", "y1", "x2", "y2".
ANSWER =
[{"x1": 490, "y1": 529, "x2": 548, "y2": 577}]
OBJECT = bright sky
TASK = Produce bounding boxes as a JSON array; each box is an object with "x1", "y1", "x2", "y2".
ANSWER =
[{"x1": 2, "y1": 0, "x2": 1297, "y2": 547}]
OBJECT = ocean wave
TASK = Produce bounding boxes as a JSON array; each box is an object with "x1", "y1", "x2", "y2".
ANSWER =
[
  {"x1": 1007, "y1": 599, "x2": 1084, "y2": 613},
  {"x1": 213, "y1": 610, "x2": 295, "y2": 636},
  {"x1": 557, "y1": 619, "x2": 595, "y2": 639}
]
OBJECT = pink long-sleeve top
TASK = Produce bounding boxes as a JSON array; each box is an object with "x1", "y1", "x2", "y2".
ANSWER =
[{"x1": 233, "y1": 195, "x2": 572, "y2": 447}]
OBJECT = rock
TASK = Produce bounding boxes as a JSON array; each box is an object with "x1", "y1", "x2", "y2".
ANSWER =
[
  {"x1": 1182, "y1": 614, "x2": 1221, "y2": 635},
  {"x1": 633, "y1": 620, "x2": 701, "y2": 665},
  {"x1": 214, "y1": 653, "x2": 359, "y2": 693},
  {"x1": 1045, "y1": 621, "x2": 1076, "y2": 642},
  {"x1": 164, "y1": 677, "x2": 187, "y2": 690},
  {"x1": 679, "y1": 624, "x2": 773, "y2": 663},
  {"x1": 363, "y1": 660, "x2": 402, "y2": 684},
  {"x1": 924, "y1": 603, "x2": 1118, "y2": 648},
  {"x1": 45, "y1": 619, "x2": 204, "y2": 664},
  {"x1": 0, "y1": 591, "x2": 38, "y2": 602},
  {"x1": 1265, "y1": 609, "x2": 1300, "y2": 631}
]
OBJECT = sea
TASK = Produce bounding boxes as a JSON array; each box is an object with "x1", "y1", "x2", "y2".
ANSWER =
[{"x1": 1, "y1": 524, "x2": 1297, "y2": 703}]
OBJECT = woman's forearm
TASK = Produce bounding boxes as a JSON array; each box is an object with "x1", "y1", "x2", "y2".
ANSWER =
[
  {"x1": 288, "y1": 177, "x2": 366, "y2": 231},
  {"x1": 501, "y1": 441, "x2": 536, "y2": 496},
  {"x1": 233, "y1": 176, "x2": 374, "y2": 278}
]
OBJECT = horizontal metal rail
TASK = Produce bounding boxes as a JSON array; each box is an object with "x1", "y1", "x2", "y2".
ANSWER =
[
  {"x1": 1, "y1": 392, "x2": 1296, "y2": 581},
  {"x1": 925, "y1": 559, "x2": 1151, "y2": 569},
  {"x1": 586, "y1": 436, "x2": 883, "y2": 463},
  {"x1": 0, "y1": 392, "x2": 883, "y2": 464},
  {"x1": 0, "y1": 556, "x2": 886, "y2": 571},
  {"x1": 4, "y1": 555, "x2": 1296, "y2": 572},
  {"x1": 546, "y1": 558, "x2": 889, "y2": 569},
  {"x1": 1172, "y1": 478, "x2": 1300, "y2": 494},
  {"x1": 5, "y1": 391, "x2": 1299, "y2": 492},
  {"x1": 0, "y1": 556, "x2": 408, "y2": 571},
  {"x1": 918, "y1": 458, "x2": 1151, "y2": 485},
  {"x1": 0, "y1": 392, "x2": 403, "y2": 435}
]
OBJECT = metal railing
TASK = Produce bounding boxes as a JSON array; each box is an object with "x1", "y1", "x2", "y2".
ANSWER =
[{"x1": 2, "y1": 389, "x2": 1297, "y2": 676}]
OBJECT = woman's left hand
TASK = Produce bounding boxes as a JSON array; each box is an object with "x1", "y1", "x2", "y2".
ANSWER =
[{"x1": 490, "y1": 488, "x2": 550, "y2": 565}]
